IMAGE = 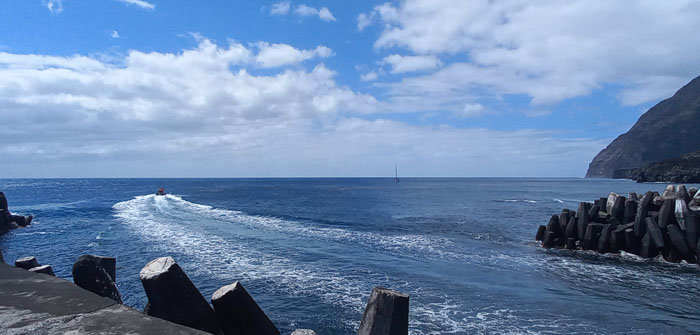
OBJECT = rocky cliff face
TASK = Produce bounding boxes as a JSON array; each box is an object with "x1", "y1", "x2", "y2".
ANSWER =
[
  {"x1": 586, "y1": 75, "x2": 700, "y2": 178},
  {"x1": 625, "y1": 150, "x2": 700, "y2": 183}
]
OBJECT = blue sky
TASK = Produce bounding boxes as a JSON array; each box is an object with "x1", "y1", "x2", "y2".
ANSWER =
[{"x1": 1, "y1": 0, "x2": 699, "y2": 177}]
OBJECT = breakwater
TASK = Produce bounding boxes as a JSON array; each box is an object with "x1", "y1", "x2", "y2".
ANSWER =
[
  {"x1": 0, "y1": 191, "x2": 410, "y2": 335},
  {"x1": 0, "y1": 191, "x2": 33, "y2": 236},
  {"x1": 536, "y1": 184, "x2": 700, "y2": 262}
]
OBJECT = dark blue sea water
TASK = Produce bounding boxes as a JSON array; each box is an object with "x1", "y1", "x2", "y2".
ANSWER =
[{"x1": 1, "y1": 178, "x2": 700, "y2": 334}]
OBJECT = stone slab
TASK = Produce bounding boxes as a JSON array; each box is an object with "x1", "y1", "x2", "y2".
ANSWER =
[{"x1": 0, "y1": 263, "x2": 206, "y2": 334}]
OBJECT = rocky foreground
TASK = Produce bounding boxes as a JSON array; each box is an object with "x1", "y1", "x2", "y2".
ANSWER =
[{"x1": 536, "y1": 185, "x2": 700, "y2": 263}]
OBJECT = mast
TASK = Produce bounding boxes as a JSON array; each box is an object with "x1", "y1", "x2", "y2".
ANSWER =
[{"x1": 394, "y1": 163, "x2": 399, "y2": 182}]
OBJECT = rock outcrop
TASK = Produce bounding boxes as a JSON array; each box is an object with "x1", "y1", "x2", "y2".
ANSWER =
[
  {"x1": 586, "y1": 75, "x2": 700, "y2": 178},
  {"x1": 621, "y1": 150, "x2": 700, "y2": 183},
  {"x1": 0, "y1": 191, "x2": 34, "y2": 235}
]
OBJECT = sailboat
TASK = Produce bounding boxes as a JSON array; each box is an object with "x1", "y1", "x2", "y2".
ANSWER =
[{"x1": 394, "y1": 163, "x2": 400, "y2": 183}]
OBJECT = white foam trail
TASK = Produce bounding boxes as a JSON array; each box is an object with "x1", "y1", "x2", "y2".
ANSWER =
[
  {"x1": 112, "y1": 194, "x2": 473, "y2": 334},
  {"x1": 553, "y1": 199, "x2": 564, "y2": 204},
  {"x1": 155, "y1": 194, "x2": 457, "y2": 260}
]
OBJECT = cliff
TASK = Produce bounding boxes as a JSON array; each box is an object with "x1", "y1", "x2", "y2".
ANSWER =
[
  {"x1": 586, "y1": 75, "x2": 700, "y2": 178},
  {"x1": 623, "y1": 150, "x2": 700, "y2": 183}
]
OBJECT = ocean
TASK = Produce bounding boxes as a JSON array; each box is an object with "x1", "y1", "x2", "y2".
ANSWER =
[{"x1": 1, "y1": 178, "x2": 699, "y2": 334}]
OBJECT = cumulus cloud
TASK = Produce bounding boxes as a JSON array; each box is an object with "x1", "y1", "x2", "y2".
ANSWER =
[
  {"x1": 110, "y1": 30, "x2": 120, "y2": 38},
  {"x1": 117, "y1": 0, "x2": 155, "y2": 10},
  {"x1": 458, "y1": 103, "x2": 485, "y2": 118},
  {"x1": 270, "y1": 1, "x2": 291, "y2": 15},
  {"x1": 0, "y1": 38, "x2": 605, "y2": 177},
  {"x1": 381, "y1": 54, "x2": 440, "y2": 73},
  {"x1": 362, "y1": 0, "x2": 700, "y2": 106},
  {"x1": 271, "y1": 3, "x2": 336, "y2": 22},
  {"x1": 46, "y1": 0, "x2": 63, "y2": 13},
  {"x1": 254, "y1": 43, "x2": 332, "y2": 68},
  {"x1": 360, "y1": 71, "x2": 378, "y2": 82},
  {"x1": 317, "y1": 7, "x2": 336, "y2": 22},
  {"x1": 357, "y1": 13, "x2": 373, "y2": 31}
]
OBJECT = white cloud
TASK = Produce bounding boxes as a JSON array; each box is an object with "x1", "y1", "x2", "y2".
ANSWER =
[
  {"x1": 357, "y1": 13, "x2": 372, "y2": 31},
  {"x1": 270, "y1": 3, "x2": 336, "y2": 22},
  {"x1": 294, "y1": 4, "x2": 318, "y2": 17},
  {"x1": 381, "y1": 54, "x2": 440, "y2": 74},
  {"x1": 0, "y1": 38, "x2": 606, "y2": 177},
  {"x1": 363, "y1": 0, "x2": 700, "y2": 106},
  {"x1": 270, "y1": 1, "x2": 291, "y2": 15},
  {"x1": 117, "y1": 0, "x2": 155, "y2": 10},
  {"x1": 360, "y1": 71, "x2": 378, "y2": 82},
  {"x1": 254, "y1": 43, "x2": 332, "y2": 68},
  {"x1": 458, "y1": 103, "x2": 485, "y2": 117},
  {"x1": 318, "y1": 7, "x2": 336, "y2": 22},
  {"x1": 110, "y1": 30, "x2": 120, "y2": 39},
  {"x1": 46, "y1": 0, "x2": 63, "y2": 13}
]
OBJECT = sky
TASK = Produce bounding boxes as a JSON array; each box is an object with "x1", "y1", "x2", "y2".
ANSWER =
[{"x1": 1, "y1": 0, "x2": 700, "y2": 177}]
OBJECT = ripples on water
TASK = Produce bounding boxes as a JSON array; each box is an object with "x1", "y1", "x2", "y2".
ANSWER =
[{"x1": 1, "y1": 178, "x2": 700, "y2": 334}]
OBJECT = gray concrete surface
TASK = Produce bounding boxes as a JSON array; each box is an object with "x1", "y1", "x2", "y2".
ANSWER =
[{"x1": 0, "y1": 262, "x2": 207, "y2": 334}]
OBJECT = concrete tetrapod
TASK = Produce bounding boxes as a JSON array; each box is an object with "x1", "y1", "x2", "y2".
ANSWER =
[
  {"x1": 667, "y1": 224, "x2": 694, "y2": 262},
  {"x1": 535, "y1": 225, "x2": 546, "y2": 241},
  {"x1": 597, "y1": 224, "x2": 612, "y2": 254},
  {"x1": 565, "y1": 217, "x2": 577, "y2": 240},
  {"x1": 73, "y1": 255, "x2": 122, "y2": 303},
  {"x1": 0, "y1": 191, "x2": 7, "y2": 210},
  {"x1": 15, "y1": 256, "x2": 39, "y2": 270},
  {"x1": 29, "y1": 265, "x2": 55, "y2": 276},
  {"x1": 634, "y1": 192, "x2": 654, "y2": 237},
  {"x1": 674, "y1": 199, "x2": 691, "y2": 231},
  {"x1": 211, "y1": 281, "x2": 280, "y2": 335},
  {"x1": 640, "y1": 233, "x2": 660, "y2": 259},
  {"x1": 358, "y1": 287, "x2": 409, "y2": 335},
  {"x1": 645, "y1": 217, "x2": 665, "y2": 249},
  {"x1": 686, "y1": 216, "x2": 700, "y2": 251},
  {"x1": 140, "y1": 256, "x2": 223, "y2": 335},
  {"x1": 577, "y1": 202, "x2": 591, "y2": 240},
  {"x1": 623, "y1": 199, "x2": 638, "y2": 225},
  {"x1": 624, "y1": 229, "x2": 641, "y2": 255},
  {"x1": 658, "y1": 199, "x2": 675, "y2": 229}
]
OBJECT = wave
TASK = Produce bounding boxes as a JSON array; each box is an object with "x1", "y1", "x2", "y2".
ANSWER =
[
  {"x1": 492, "y1": 199, "x2": 538, "y2": 204},
  {"x1": 143, "y1": 194, "x2": 457, "y2": 260},
  {"x1": 112, "y1": 194, "x2": 476, "y2": 334}
]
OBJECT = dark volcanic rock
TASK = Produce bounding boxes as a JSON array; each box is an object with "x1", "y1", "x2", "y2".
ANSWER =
[
  {"x1": 73, "y1": 255, "x2": 122, "y2": 303},
  {"x1": 627, "y1": 151, "x2": 700, "y2": 183},
  {"x1": 358, "y1": 287, "x2": 409, "y2": 335},
  {"x1": 211, "y1": 281, "x2": 280, "y2": 335},
  {"x1": 140, "y1": 256, "x2": 222, "y2": 335},
  {"x1": 586, "y1": 75, "x2": 700, "y2": 178}
]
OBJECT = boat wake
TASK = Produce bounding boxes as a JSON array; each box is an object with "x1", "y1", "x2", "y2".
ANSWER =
[{"x1": 111, "y1": 194, "x2": 476, "y2": 334}]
